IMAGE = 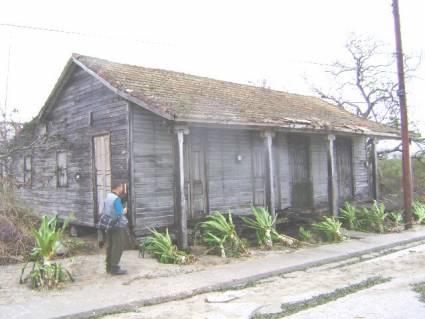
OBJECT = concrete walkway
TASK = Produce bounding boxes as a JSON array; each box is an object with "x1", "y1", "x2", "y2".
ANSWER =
[{"x1": 2, "y1": 226, "x2": 425, "y2": 319}]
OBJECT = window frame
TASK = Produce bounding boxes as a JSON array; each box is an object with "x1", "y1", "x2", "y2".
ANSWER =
[{"x1": 23, "y1": 155, "x2": 32, "y2": 187}]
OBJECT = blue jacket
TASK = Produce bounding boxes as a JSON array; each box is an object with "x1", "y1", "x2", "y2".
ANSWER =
[{"x1": 103, "y1": 192, "x2": 128, "y2": 228}]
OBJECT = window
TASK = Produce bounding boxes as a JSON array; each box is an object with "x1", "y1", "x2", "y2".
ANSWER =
[
  {"x1": 57, "y1": 151, "x2": 68, "y2": 187},
  {"x1": 24, "y1": 156, "x2": 32, "y2": 186}
]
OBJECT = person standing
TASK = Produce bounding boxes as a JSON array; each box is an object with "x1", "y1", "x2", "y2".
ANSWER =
[{"x1": 103, "y1": 182, "x2": 128, "y2": 275}]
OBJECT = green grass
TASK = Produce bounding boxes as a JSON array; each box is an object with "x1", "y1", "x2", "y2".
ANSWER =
[
  {"x1": 412, "y1": 281, "x2": 425, "y2": 304},
  {"x1": 254, "y1": 276, "x2": 391, "y2": 318}
]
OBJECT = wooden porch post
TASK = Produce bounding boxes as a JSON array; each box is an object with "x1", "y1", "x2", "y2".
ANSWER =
[
  {"x1": 263, "y1": 131, "x2": 276, "y2": 217},
  {"x1": 174, "y1": 126, "x2": 189, "y2": 250},
  {"x1": 370, "y1": 138, "x2": 379, "y2": 200},
  {"x1": 327, "y1": 134, "x2": 338, "y2": 216}
]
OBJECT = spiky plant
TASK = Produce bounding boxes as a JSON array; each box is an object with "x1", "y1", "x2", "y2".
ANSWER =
[
  {"x1": 412, "y1": 201, "x2": 425, "y2": 224},
  {"x1": 20, "y1": 215, "x2": 74, "y2": 289},
  {"x1": 388, "y1": 211, "x2": 403, "y2": 227},
  {"x1": 368, "y1": 200, "x2": 388, "y2": 233},
  {"x1": 312, "y1": 217, "x2": 343, "y2": 242},
  {"x1": 298, "y1": 226, "x2": 312, "y2": 242},
  {"x1": 241, "y1": 207, "x2": 298, "y2": 249},
  {"x1": 201, "y1": 211, "x2": 247, "y2": 257},
  {"x1": 241, "y1": 207, "x2": 274, "y2": 249},
  {"x1": 339, "y1": 202, "x2": 358, "y2": 230},
  {"x1": 139, "y1": 228, "x2": 195, "y2": 264}
]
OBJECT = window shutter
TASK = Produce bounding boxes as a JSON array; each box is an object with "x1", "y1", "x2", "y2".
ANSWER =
[{"x1": 57, "y1": 152, "x2": 68, "y2": 187}]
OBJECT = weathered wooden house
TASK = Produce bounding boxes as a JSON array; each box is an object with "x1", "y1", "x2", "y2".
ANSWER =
[{"x1": 8, "y1": 54, "x2": 399, "y2": 247}]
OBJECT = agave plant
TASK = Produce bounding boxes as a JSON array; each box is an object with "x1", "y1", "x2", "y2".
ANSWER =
[
  {"x1": 339, "y1": 202, "x2": 358, "y2": 230},
  {"x1": 367, "y1": 200, "x2": 388, "y2": 233},
  {"x1": 201, "y1": 211, "x2": 247, "y2": 258},
  {"x1": 412, "y1": 201, "x2": 425, "y2": 224},
  {"x1": 20, "y1": 215, "x2": 74, "y2": 289},
  {"x1": 241, "y1": 207, "x2": 275, "y2": 249},
  {"x1": 298, "y1": 226, "x2": 312, "y2": 242},
  {"x1": 312, "y1": 216, "x2": 343, "y2": 242},
  {"x1": 241, "y1": 207, "x2": 298, "y2": 249},
  {"x1": 388, "y1": 211, "x2": 403, "y2": 227},
  {"x1": 139, "y1": 228, "x2": 195, "y2": 264}
]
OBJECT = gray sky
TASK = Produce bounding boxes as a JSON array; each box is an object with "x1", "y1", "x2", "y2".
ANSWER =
[{"x1": 0, "y1": 0, "x2": 424, "y2": 133}]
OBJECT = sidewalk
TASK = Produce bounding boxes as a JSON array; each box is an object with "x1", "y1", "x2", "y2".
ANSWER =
[{"x1": 2, "y1": 226, "x2": 425, "y2": 319}]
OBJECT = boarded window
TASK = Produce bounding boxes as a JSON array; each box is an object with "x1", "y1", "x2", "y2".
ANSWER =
[
  {"x1": 24, "y1": 156, "x2": 32, "y2": 186},
  {"x1": 57, "y1": 152, "x2": 68, "y2": 187}
]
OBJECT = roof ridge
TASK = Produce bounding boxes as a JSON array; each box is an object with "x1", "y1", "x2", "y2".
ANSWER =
[{"x1": 73, "y1": 53, "x2": 333, "y2": 102}]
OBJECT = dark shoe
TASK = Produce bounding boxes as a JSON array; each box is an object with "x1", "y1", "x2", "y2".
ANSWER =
[{"x1": 110, "y1": 266, "x2": 127, "y2": 275}]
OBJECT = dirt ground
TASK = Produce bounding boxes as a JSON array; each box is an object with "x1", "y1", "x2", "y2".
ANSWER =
[
  {"x1": 102, "y1": 242, "x2": 425, "y2": 319},
  {"x1": 0, "y1": 234, "x2": 297, "y2": 307}
]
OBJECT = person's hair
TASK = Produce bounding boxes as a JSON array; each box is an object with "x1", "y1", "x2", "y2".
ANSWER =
[{"x1": 111, "y1": 182, "x2": 123, "y2": 191}]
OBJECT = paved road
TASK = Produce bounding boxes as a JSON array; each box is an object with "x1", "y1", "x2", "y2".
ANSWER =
[{"x1": 104, "y1": 242, "x2": 425, "y2": 319}]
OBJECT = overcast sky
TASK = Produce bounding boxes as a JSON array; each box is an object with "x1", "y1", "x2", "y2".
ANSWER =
[{"x1": 0, "y1": 0, "x2": 424, "y2": 133}]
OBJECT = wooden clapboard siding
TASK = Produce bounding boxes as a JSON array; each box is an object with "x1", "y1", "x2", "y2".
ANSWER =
[
  {"x1": 11, "y1": 66, "x2": 129, "y2": 226},
  {"x1": 310, "y1": 135, "x2": 329, "y2": 207},
  {"x1": 275, "y1": 133, "x2": 291, "y2": 210},
  {"x1": 205, "y1": 128, "x2": 253, "y2": 215},
  {"x1": 131, "y1": 106, "x2": 175, "y2": 236},
  {"x1": 352, "y1": 136, "x2": 370, "y2": 200}
]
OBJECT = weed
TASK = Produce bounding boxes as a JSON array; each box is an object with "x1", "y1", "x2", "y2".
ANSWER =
[
  {"x1": 412, "y1": 281, "x2": 425, "y2": 303},
  {"x1": 254, "y1": 276, "x2": 391, "y2": 318}
]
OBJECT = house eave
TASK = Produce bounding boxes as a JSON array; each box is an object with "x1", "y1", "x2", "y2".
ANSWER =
[{"x1": 173, "y1": 117, "x2": 401, "y2": 139}]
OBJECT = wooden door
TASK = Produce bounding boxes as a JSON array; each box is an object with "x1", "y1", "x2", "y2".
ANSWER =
[
  {"x1": 288, "y1": 135, "x2": 312, "y2": 208},
  {"x1": 251, "y1": 135, "x2": 266, "y2": 206},
  {"x1": 335, "y1": 137, "x2": 353, "y2": 203},
  {"x1": 93, "y1": 134, "x2": 111, "y2": 221},
  {"x1": 185, "y1": 133, "x2": 207, "y2": 219}
]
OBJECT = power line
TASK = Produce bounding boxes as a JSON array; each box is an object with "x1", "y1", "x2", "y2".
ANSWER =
[{"x1": 0, "y1": 22, "x2": 173, "y2": 47}]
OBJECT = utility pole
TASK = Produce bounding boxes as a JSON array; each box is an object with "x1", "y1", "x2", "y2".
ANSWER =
[{"x1": 392, "y1": 0, "x2": 413, "y2": 229}]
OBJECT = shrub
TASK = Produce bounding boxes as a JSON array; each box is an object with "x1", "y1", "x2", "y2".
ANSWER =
[
  {"x1": 367, "y1": 200, "x2": 388, "y2": 233},
  {"x1": 201, "y1": 211, "x2": 248, "y2": 258},
  {"x1": 298, "y1": 226, "x2": 312, "y2": 242},
  {"x1": 0, "y1": 177, "x2": 37, "y2": 264},
  {"x1": 388, "y1": 211, "x2": 403, "y2": 227},
  {"x1": 241, "y1": 207, "x2": 274, "y2": 249},
  {"x1": 412, "y1": 201, "x2": 425, "y2": 224},
  {"x1": 139, "y1": 228, "x2": 195, "y2": 264},
  {"x1": 339, "y1": 202, "x2": 358, "y2": 230},
  {"x1": 20, "y1": 215, "x2": 74, "y2": 289},
  {"x1": 312, "y1": 217, "x2": 343, "y2": 242},
  {"x1": 241, "y1": 207, "x2": 298, "y2": 249}
]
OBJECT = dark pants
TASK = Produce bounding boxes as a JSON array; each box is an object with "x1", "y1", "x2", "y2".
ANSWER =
[{"x1": 105, "y1": 227, "x2": 126, "y2": 271}]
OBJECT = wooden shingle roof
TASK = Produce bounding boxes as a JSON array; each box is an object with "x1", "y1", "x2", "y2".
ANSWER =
[{"x1": 68, "y1": 54, "x2": 399, "y2": 137}]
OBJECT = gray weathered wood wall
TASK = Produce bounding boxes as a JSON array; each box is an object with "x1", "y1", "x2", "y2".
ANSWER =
[
  {"x1": 130, "y1": 106, "x2": 175, "y2": 236},
  {"x1": 9, "y1": 65, "x2": 372, "y2": 233},
  {"x1": 10, "y1": 66, "x2": 129, "y2": 226}
]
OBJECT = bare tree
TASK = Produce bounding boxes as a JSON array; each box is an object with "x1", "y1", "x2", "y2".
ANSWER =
[{"x1": 313, "y1": 34, "x2": 420, "y2": 127}]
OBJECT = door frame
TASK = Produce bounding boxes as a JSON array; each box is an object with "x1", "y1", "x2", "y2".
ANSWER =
[
  {"x1": 185, "y1": 132, "x2": 208, "y2": 219},
  {"x1": 335, "y1": 137, "x2": 354, "y2": 203},
  {"x1": 91, "y1": 132, "x2": 112, "y2": 224}
]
